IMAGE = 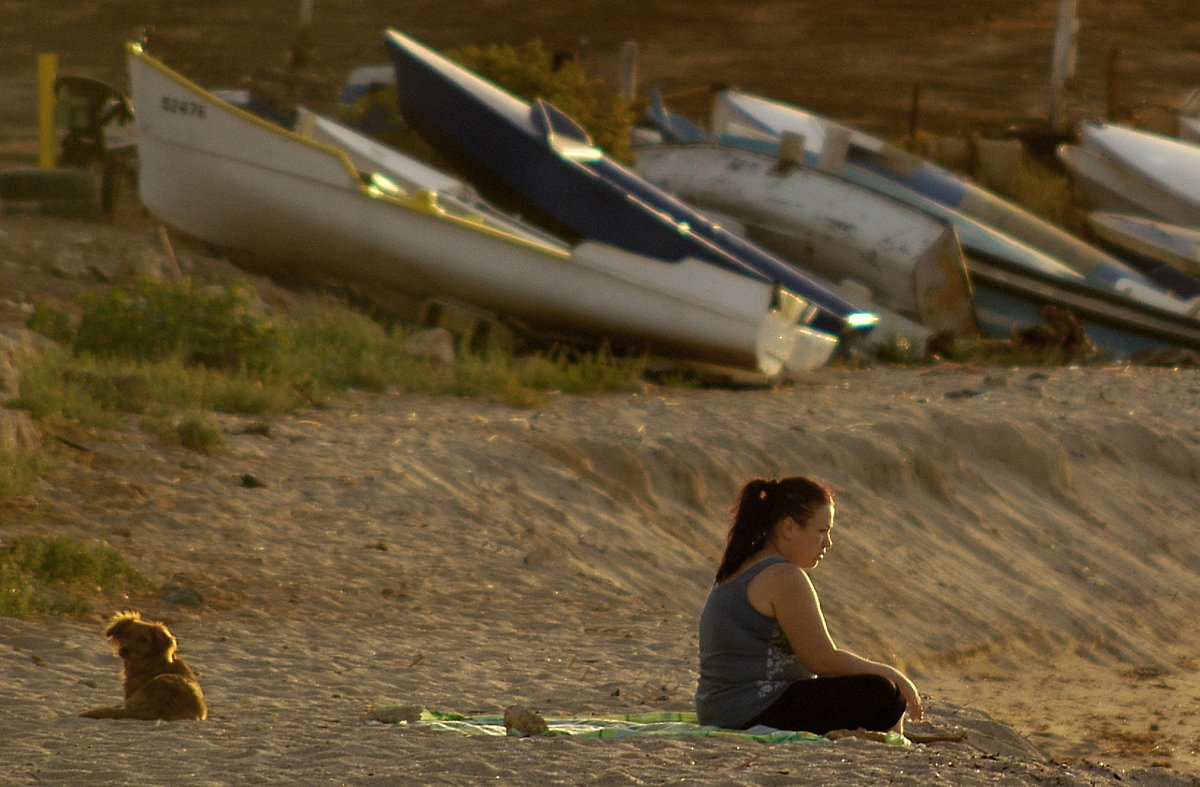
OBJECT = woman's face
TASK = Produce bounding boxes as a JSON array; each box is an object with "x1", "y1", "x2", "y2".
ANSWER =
[{"x1": 782, "y1": 503, "x2": 834, "y2": 570}]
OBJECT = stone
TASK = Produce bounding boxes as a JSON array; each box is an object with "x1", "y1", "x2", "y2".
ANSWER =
[
  {"x1": 403, "y1": 327, "x2": 456, "y2": 365},
  {"x1": 503, "y1": 705, "x2": 548, "y2": 737}
]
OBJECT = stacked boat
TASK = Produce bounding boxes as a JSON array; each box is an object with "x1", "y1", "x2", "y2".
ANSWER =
[
  {"x1": 128, "y1": 26, "x2": 1200, "y2": 371},
  {"x1": 636, "y1": 89, "x2": 1200, "y2": 356},
  {"x1": 126, "y1": 40, "x2": 860, "y2": 379},
  {"x1": 1059, "y1": 122, "x2": 1200, "y2": 297},
  {"x1": 635, "y1": 93, "x2": 976, "y2": 344},
  {"x1": 380, "y1": 30, "x2": 880, "y2": 350}
]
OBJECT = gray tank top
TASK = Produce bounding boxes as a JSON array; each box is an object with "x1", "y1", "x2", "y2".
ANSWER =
[{"x1": 696, "y1": 556, "x2": 815, "y2": 728}]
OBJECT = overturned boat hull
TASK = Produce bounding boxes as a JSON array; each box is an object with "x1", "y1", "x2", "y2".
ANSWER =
[{"x1": 633, "y1": 141, "x2": 976, "y2": 337}]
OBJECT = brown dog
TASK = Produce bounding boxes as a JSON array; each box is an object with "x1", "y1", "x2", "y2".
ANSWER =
[{"x1": 80, "y1": 610, "x2": 207, "y2": 721}]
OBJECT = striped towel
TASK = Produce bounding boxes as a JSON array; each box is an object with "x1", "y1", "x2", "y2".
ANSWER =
[{"x1": 370, "y1": 707, "x2": 909, "y2": 746}]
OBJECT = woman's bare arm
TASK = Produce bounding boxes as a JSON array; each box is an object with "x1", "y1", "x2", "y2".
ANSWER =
[{"x1": 750, "y1": 562, "x2": 923, "y2": 721}]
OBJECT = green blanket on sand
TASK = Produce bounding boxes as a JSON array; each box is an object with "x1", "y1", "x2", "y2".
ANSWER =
[{"x1": 369, "y1": 707, "x2": 910, "y2": 746}]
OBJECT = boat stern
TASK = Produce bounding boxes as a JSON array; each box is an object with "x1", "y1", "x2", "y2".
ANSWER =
[{"x1": 756, "y1": 286, "x2": 839, "y2": 375}]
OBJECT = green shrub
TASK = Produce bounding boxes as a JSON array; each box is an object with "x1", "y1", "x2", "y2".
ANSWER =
[
  {"x1": 0, "y1": 535, "x2": 156, "y2": 619},
  {"x1": 12, "y1": 351, "x2": 227, "y2": 425},
  {"x1": 72, "y1": 278, "x2": 283, "y2": 370},
  {"x1": 8, "y1": 347, "x2": 123, "y2": 427},
  {"x1": 513, "y1": 346, "x2": 647, "y2": 394},
  {"x1": 450, "y1": 39, "x2": 635, "y2": 161},
  {"x1": 175, "y1": 412, "x2": 225, "y2": 453},
  {"x1": 274, "y1": 303, "x2": 409, "y2": 394},
  {"x1": 25, "y1": 301, "x2": 73, "y2": 344},
  {"x1": 0, "y1": 447, "x2": 46, "y2": 502},
  {"x1": 419, "y1": 344, "x2": 644, "y2": 407},
  {"x1": 16, "y1": 281, "x2": 650, "y2": 430},
  {"x1": 203, "y1": 373, "x2": 303, "y2": 415},
  {"x1": 998, "y1": 157, "x2": 1080, "y2": 235}
]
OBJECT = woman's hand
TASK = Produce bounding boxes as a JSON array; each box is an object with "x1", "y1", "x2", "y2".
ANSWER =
[{"x1": 893, "y1": 671, "x2": 923, "y2": 722}]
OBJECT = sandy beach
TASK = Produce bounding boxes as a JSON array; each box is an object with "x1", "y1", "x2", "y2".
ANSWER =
[
  {"x1": 2, "y1": 212, "x2": 1200, "y2": 784},
  {"x1": 3, "y1": 2, "x2": 1200, "y2": 783}
]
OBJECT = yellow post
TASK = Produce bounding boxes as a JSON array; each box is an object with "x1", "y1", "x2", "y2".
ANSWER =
[{"x1": 37, "y1": 52, "x2": 59, "y2": 168}]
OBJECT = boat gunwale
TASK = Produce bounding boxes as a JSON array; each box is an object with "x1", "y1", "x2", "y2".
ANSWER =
[{"x1": 966, "y1": 252, "x2": 1200, "y2": 347}]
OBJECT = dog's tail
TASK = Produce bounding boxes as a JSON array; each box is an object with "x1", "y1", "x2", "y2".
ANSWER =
[{"x1": 79, "y1": 705, "x2": 133, "y2": 719}]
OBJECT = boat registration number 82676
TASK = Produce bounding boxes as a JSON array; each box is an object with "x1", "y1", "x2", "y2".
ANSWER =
[{"x1": 160, "y1": 96, "x2": 206, "y2": 119}]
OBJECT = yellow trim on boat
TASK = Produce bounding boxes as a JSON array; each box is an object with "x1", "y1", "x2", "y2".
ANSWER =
[{"x1": 126, "y1": 42, "x2": 570, "y2": 260}]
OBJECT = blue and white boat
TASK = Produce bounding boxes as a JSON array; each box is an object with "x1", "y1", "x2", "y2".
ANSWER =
[
  {"x1": 382, "y1": 29, "x2": 879, "y2": 347},
  {"x1": 643, "y1": 93, "x2": 1200, "y2": 356},
  {"x1": 1086, "y1": 212, "x2": 1200, "y2": 286},
  {"x1": 712, "y1": 90, "x2": 1191, "y2": 309},
  {"x1": 1064, "y1": 122, "x2": 1200, "y2": 227},
  {"x1": 1057, "y1": 143, "x2": 1190, "y2": 223}
]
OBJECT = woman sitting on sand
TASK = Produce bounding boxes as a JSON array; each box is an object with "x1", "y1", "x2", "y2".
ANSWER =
[{"x1": 697, "y1": 476, "x2": 923, "y2": 735}]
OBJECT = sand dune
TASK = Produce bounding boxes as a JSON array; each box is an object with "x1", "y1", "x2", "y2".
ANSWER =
[{"x1": 3, "y1": 323, "x2": 1200, "y2": 784}]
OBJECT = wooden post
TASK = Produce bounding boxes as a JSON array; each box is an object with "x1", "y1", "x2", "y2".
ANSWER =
[
  {"x1": 618, "y1": 40, "x2": 639, "y2": 105},
  {"x1": 1106, "y1": 47, "x2": 1121, "y2": 121},
  {"x1": 1048, "y1": 0, "x2": 1079, "y2": 131},
  {"x1": 907, "y1": 82, "x2": 921, "y2": 145},
  {"x1": 773, "y1": 130, "x2": 805, "y2": 173},
  {"x1": 816, "y1": 125, "x2": 850, "y2": 174},
  {"x1": 157, "y1": 225, "x2": 184, "y2": 280},
  {"x1": 288, "y1": 0, "x2": 315, "y2": 71},
  {"x1": 37, "y1": 52, "x2": 58, "y2": 169}
]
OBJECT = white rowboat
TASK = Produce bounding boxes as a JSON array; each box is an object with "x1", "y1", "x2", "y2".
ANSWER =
[
  {"x1": 633, "y1": 142, "x2": 975, "y2": 337},
  {"x1": 1087, "y1": 212, "x2": 1200, "y2": 280},
  {"x1": 127, "y1": 42, "x2": 836, "y2": 377},
  {"x1": 712, "y1": 91, "x2": 1167, "y2": 293},
  {"x1": 1056, "y1": 144, "x2": 1200, "y2": 223},
  {"x1": 1077, "y1": 122, "x2": 1200, "y2": 226}
]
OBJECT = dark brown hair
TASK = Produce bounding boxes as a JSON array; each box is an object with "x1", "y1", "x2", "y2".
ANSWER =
[{"x1": 713, "y1": 476, "x2": 835, "y2": 583}]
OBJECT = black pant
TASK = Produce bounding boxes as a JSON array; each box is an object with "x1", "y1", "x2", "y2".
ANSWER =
[{"x1": 745, "y1": 674, "x2": 906, "y2": 734}]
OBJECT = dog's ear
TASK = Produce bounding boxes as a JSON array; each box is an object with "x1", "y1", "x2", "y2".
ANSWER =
[
  {"x1": 103, "y1": 610, "x2": 143, "y2": 640},
  {"x1": 151, "y1": 623, "x2": 179, "y2": 660}
]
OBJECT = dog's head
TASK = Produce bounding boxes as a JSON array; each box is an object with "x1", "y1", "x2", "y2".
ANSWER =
[{"x1": 103, "y1": 611, "x2": 178, "y2": 662}]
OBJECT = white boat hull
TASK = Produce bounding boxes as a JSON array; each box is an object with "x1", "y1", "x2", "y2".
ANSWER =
[
  {"x1": 1056, "y1": 144, "x2": 1195, "y2": 223},
  {"x1": 1075, "y1": 122, "x2": 1200, "y2": 226},
  {"x1": 712, "y1": 90, "x2": 1156, "y2": 290},
  {"x1": 1180, "y1": 114, "x2": 1200, "y2": 145},
  {"x1": 1087, "y1": 211, "x2": 1200, "y2": 279},
  {"x1": 127, "y1": 43, "x2": 835, "y2": 376},
  {"x1": 633, "y1": 142, "x2": 975, "y2": 336}
]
